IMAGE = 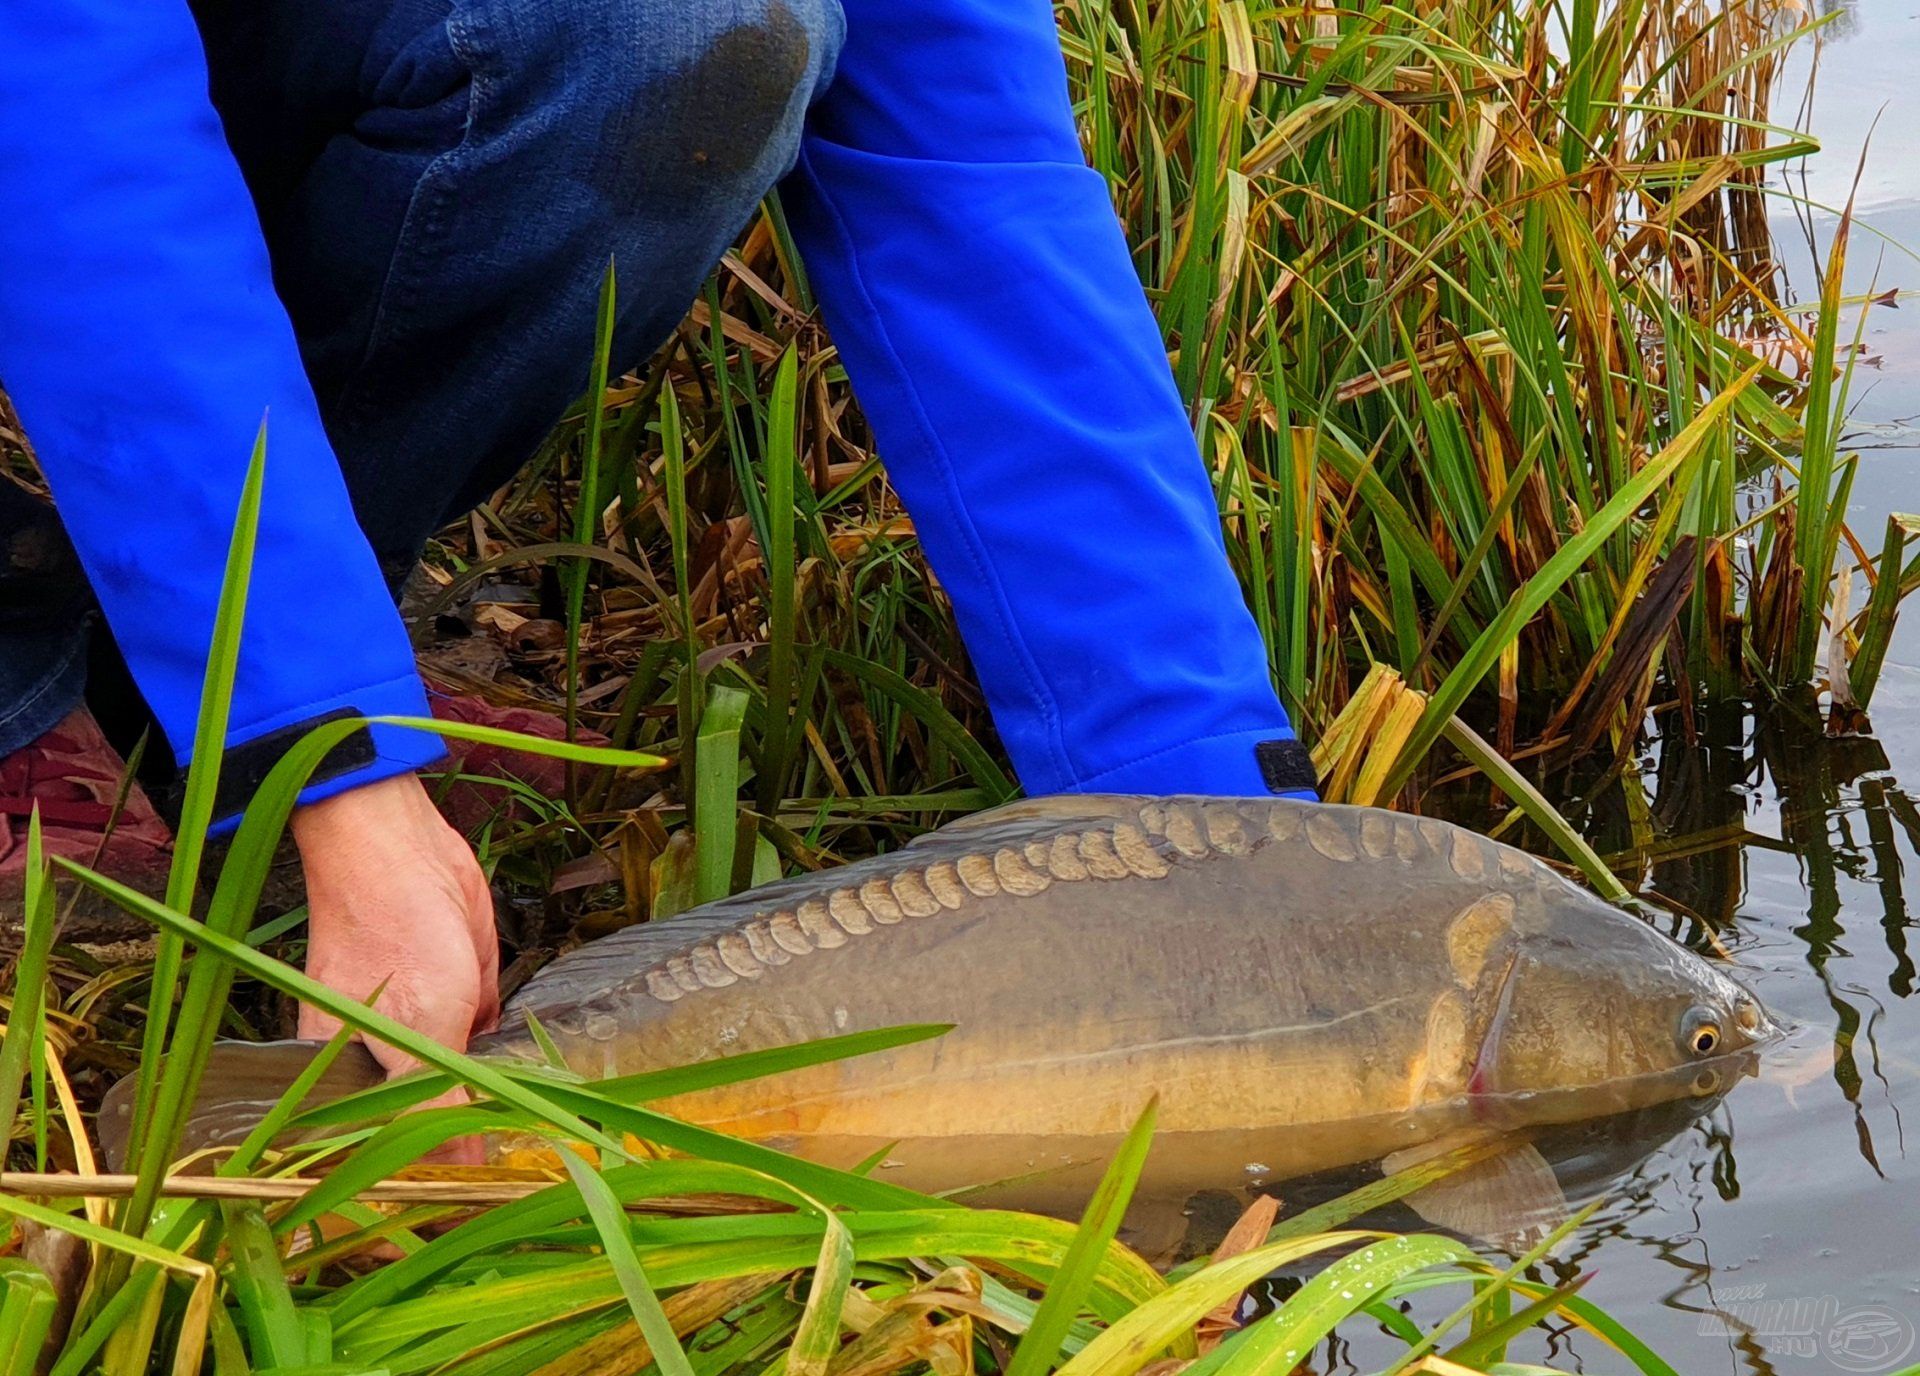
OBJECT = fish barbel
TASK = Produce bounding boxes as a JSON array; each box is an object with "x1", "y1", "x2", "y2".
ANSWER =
[{"x1": 104, "y1": 796, "x2": 1775, "y2": 1236}]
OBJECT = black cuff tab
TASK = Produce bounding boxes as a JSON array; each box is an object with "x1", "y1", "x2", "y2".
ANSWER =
[
  {"x1": 158, "y1": 708, "x2": 376, "y2": 828},
  {"x1": 1255, "y1": 738, "x2": 1318, "y2": 795}
]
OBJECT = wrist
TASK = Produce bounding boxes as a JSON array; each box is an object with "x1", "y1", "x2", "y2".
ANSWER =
[{"x1": 290, "y1": 771, "x2": 436, "y2": 850}]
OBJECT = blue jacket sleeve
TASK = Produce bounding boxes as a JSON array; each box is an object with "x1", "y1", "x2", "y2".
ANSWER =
[
  {"x1": 784, "y1": 0, "x2": 1306, "y2": 797},
  {"x1": 0, "y1": 2, "x2": 443, "y2": 817}
]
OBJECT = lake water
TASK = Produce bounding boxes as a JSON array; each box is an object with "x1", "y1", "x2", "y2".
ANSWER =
[{"x1": 1457, "y1": 5, "x2": 1920, "y2": 1369}]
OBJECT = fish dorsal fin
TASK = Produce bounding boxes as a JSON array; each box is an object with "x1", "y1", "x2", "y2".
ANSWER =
[
  {"x1": 501, "y1": 893, "x2": 825, "y2": 1017},
  {"x1": 931, "y1": 795, "x2": 1148, "y2": 835},
  {"x1": 533, "y1": 800, "x2": 1162, "y2": 988},
  {"x1": 506, "y1": 797, "x2": 1278, "y2": 1022}
]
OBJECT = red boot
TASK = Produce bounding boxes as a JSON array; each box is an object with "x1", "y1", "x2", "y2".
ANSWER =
[
  {"x1": 423, "y1": 687, "x2": 611, "y2": 836},
  {"x1": 0, "y1": 706, "x2": 174, "y2": 943}
]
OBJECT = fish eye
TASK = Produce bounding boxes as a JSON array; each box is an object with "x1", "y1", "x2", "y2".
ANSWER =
[{"x1": 1680, "y1": 1005, "x2": 1723, "y2": 1058}]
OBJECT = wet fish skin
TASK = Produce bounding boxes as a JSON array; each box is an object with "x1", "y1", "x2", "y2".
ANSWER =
[
  {"x1": 487, "y1": 796, "x2": 1772, "y2": 1154},
  {"x1": 103, "y1": 796, "x2": 1775, "y2": 1196}
]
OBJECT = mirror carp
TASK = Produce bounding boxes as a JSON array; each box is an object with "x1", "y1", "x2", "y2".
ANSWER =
[{"x1": 102, "y1": 796, "x2": 1776, "y2": 1245}]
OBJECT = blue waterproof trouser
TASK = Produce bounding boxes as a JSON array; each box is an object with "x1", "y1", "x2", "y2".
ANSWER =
[{"x1": 0, "y1": 0, "x2": 1307, "y2": 812}]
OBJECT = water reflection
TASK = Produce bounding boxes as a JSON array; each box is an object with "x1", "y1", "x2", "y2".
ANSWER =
[
  {"x1": 1817, "y1": 0, "x2": 1859, "y2": 42},
  {"x1": 1532, "y1": 704, "x2": 1920, "y2": 1373}
]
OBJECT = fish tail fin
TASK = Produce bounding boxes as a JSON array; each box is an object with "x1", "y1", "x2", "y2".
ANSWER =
[{"x1": 98, "y1": 1039, "x2": 385, "y2": 1172}]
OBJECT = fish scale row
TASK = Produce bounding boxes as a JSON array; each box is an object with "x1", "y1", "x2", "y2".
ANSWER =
[{"x1": 634, "y1": 800, "x2": 1528, "y2": 1005}]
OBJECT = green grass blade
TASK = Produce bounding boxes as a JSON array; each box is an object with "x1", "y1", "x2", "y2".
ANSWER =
[
  {"x1": 693, "y1": 683, "x2": 751, "y2": 903},
  {"x1": 817, "y1": 649, "x2": 1013, "y2": 799},
  {"x1": 757, "y1": 346, "x2": 802, "y2": 818},
  {"x1": 1213, "y1": 1236, "x2": 1479, "y2": 1376},
  {"x1": 1502, "y1": 1283, "x2": 1682, "y2": 1376},
  {"x1": 1441, "y1": 1275, "x2": 1586, "y2": 1369},
  {"x1": 113, "y1": 419, "x2": 266, "y2": 1275},
  {"x1": 0, "y1": 1262, "x2": 57, "y2": 1376},
  {"x1": 225, "y1": 1203, "x2": 307, "y2": 1368},
  {"x1": 558, "y1": 1146, "x2": 696, "y2": 1376},
  {"x1": 785, "y1": 1213, "x2": 853, "y2": 1376},
  {"x1": 0, "y1": 810, "x2": 56, "y2": 1154},
  {"x1": 1057, "y1": 1233, "x2": 1375, "y2": 1376},
  {"x1": 293, "y1": 1024, "x2": 952, "y2": 1128},
  {"x1": 566, "y1": 262, "x2": 620, "y2": 766},
  {"x1": 1387, "y1": 368, "x2": 1760, "y2": 794},
  {"x1": 1009, "y1": 1099, "x2": 1160, "y2": 1376},
  {"x1": 1439, "y1": 715, "x2": 1631, "y2": 901}
]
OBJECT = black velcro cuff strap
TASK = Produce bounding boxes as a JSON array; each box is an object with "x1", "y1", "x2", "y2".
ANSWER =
[
  {"x1": 157, "y1": 708, "x2": 377, "y2": 828},
  {"x1": 1255, "y1": 738, "x2": 1319, "y2": 796}
]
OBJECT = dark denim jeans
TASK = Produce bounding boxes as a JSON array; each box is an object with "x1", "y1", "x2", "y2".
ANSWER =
[{"x1": 0, "y1": 0, "x2": 843, "y2": 757}]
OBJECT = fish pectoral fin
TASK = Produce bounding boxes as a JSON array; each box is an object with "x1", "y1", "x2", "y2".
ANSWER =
[
  {"x1": 1384, "y1": 1136, "x2": 1567, "y2": 1254},
  {"x1": 1116, "y1": 1197, "x2": 1199, "y2": 1269}
]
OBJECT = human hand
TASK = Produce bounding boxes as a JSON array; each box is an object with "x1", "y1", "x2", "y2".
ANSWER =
[{"x1": 290, "y1": 773, "x2": 500, "y2": 1083}]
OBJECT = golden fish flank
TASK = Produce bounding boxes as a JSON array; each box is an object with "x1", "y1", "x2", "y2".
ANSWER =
[
  {"x1": 1413, "y1": 988, "x2": 1473, "y2": 1099},
  {"x1": 124, "y1": 794, "x2": 1781, "y2": 1186}
]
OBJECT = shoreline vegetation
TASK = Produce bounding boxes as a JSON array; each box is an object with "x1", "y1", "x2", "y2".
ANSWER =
[{"x1": 2, "y1": 0, "x2": 1915, "y2": 1370}]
